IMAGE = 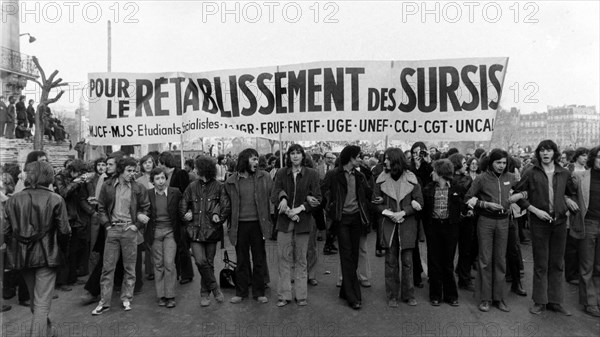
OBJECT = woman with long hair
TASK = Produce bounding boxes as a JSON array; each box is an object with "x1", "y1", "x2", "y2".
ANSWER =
[
  {"x1": 467, "y1": 157, "x2": 480, "y2": 181},
  {"x1": 373, "y1": 148, "x2": 423, "y2": 307},
  {"x1": 271, "y1": 144, "x2": 321, "y2": 307},
  {"x1": 136, "y1": 154, "x2": 156, "y2": 189}
]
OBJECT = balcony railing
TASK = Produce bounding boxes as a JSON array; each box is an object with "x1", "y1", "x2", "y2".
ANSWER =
[{"x1": 0, "y1": 46, "x2": 40, "y2": 78}]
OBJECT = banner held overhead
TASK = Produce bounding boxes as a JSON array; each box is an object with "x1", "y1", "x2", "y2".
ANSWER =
[{"x1": 87, "y1": 58, "x2": 508, "y2": 145}]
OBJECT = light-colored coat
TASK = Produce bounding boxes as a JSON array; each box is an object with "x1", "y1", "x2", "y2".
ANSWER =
[{"x1": 570, "y1": 169, "x2": 591, "y2": 239}]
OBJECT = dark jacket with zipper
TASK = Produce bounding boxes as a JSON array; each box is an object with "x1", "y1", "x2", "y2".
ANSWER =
[
  {"x1": 465, "y1": 170, "x2": 518, "y2": 219},
  {"x1": 97, "y1": 178, "x2": 150, "y2": 230},
  {"x1": 179, "y1": 179, "x2": 228, "y2": 243},
  {"x1": 321, "y1": 166, "x2": 373, "y2": 232},
  {"x1": 513, "y1": 162, "x2": 576, "y2": 220},
  {"x1": 271, "y1": 166, "x2": 322, "y2": 234},
  {"x1": 3, "y1": 186, "x2": 71, "y2": 270},
  {"x1": 146, "y1": 187, "x2": 182, "y2": 245}
]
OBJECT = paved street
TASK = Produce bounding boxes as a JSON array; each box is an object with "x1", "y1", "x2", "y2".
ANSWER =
[{"x1": 2, "y1": 233, "x2": 599, "y2": 337}]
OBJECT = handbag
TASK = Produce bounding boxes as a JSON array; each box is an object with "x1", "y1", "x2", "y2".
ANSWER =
[{"x1": 219, "y1": 250, "x2": 237, "y2": 288}]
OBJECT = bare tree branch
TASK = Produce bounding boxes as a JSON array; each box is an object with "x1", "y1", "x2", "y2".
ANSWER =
[
  {"x1": 32, "y1": 56, "x2": 47, "y2": 83},
  {"x1": 46, "y1": 91, "x2": 65, "y2": 105},
  {"x1": 47, "y1": 70, "x2": 59, "y2": 83}
]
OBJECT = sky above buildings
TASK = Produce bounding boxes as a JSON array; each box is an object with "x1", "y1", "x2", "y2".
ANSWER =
[{"x1": 17, "y1": 0, "x2": 599, "y2": 115}]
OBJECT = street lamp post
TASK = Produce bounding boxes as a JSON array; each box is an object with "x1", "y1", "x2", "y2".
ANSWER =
[{"x1": 19, "y1": 33, "x2": 36, "y2": 43}]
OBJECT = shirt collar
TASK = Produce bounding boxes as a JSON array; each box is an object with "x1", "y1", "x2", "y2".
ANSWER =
[
  {"x1": 154, "y1": 188, "x2": 168, "y2": 196},
  {"x1": 115, "y1": 176, "x2": 131, "y2": 187},
  {"x1": 436, "y1": 180, "x2": 451, "y2": 188}
]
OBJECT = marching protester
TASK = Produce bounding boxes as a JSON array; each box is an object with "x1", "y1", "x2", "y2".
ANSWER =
[
  {"x1": 271, "y1": 144, "x2": 321, "y2": 307},
  {"x1": 409, "y1": 142, "x2": 432, "y2": 289},
  {"x1": 514, "y1": 140, "x2": 578, "y2": 316},
  {"x1": 136, "y1": 154, "x2": 156, "y2": 189},
  {"x1": 565, "y1": 147, "x2": 589, "y2": 285},
  {"x1": 3, "y1": 161, "x2": 71, "y2": 336},
  {"x1": 224, "y1": 148, "x2": 273, "y2": 304},
  {"x1": 570, "y1": 145, "x2": 600, "y2": 317},
  {"x1": 422, "y1": 159, "x2": 464, "y2": 307},
  {"x1": 158, "y1": 152, "x2": 194, "y2": 285},
  {"x1": 321, "y1": 152, "x2": 339, "y2": 256},
  {"x1": 321, "y1": 145, "x2": 372, "y2": 310},
  {"x1": 80, "y1": 153, "x2": 121, "y2": 305},
  {"x1": 146, "y1": 167, "x2": 182, "y2": 308},
  {"x1": 180, "y1": 156, "x2": 228, "y2": 307},
  {"x1": 54, "y1": 159, "x2": 91, "y2": 290},
  {"x1": 372, "y1": 147, "x2": 423, "y2": 308},
  {"x1": 448, "y1": 153, "x2": 475, "y2": 293},
  {"x1": 92, "y1": 157, "x2": 150, "y2": 315},
  {"x1": 136, "y1": 154, "x2": 157, "y2": 281},
  {"x1": 466, "y1": 149, "x2": 521, "y2": 313}
]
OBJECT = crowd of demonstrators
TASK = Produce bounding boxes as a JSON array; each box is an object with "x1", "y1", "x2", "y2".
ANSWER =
[{"x1": 2, "y1": 140, "x2": 600, "y2": 327}]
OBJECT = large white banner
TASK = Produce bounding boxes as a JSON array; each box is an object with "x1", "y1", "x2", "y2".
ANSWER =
[{"x1": 88, "y1": 58, "x2": 508, "y2": 145}]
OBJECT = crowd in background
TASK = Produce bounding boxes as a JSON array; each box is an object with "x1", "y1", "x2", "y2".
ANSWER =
[
  {"x1": 2, "y1": 139, "x2": 600, "y2": 336},
  {"x1": 0, "y1": 95, "x2": 69, "y2": 142}
]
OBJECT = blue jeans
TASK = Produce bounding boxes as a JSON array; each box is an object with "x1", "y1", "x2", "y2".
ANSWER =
[
  {"x1": 100, "y1": 226, "x2": 138, "y2": 306},
  {"x1": 190, "y1": 242, "x2": 218, "y2": 297},
  {"x1": 152, "y1": 227, "x2": 177, "y2": 299},
  {"x1": 22, "y1": 267, "x2": 56, "y2": 337},
  {"x1": 579, "y1": 218, "x2": 600, "y2": 306}
]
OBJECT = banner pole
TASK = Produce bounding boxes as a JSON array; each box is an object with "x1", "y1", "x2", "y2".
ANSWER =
[
  {"x1": 180, "y1": 133, "x2": 184, "y2": 168},
  {"x1": 279, "y1": 133, "x2": 283, "y2": 168},
  {"x1": 384, "y1": 135, "x2": 389, "y2": 149}
]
